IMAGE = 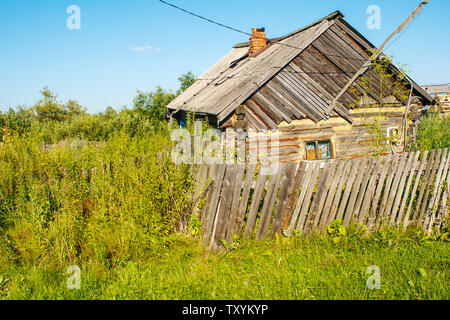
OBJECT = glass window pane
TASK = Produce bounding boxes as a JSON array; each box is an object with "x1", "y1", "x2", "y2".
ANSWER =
[
  {"x1": 306, "y1": 142, "x2": 316, "y2": 150},
  {"x1": 306, "y1": 142, "x2": 316, "y2": 160},
  {"x1": 318, "y1": 141, "x2": 331, "y2": 159}
]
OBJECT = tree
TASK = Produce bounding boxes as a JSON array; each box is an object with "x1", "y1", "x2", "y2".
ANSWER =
[
  {"x1": 132, "y1": 72, "x2": 197, "y2": 125},
  {"x1": 133, "y1": 87, "x2": 176, "y2": 124},
  {"x1": 177, "y1": 71, "x2": 197, "y2": 95},
  {"x1": 33, "y1": 87, "x2": 86, "y2": 122}
]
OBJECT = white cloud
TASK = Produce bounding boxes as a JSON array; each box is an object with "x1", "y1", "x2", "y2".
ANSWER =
[{"x1": 130, "y1": 46, "x2": 161, "y2": 53}]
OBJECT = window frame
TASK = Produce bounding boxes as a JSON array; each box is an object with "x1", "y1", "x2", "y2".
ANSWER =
[{"x1": 305, "y1": 139, "x2": 334, "y2": 161}]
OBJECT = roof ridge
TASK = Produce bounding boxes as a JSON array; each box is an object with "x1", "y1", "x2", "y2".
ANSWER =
[{"x1": 232, "y1": 10, "x2": 344, "y2": 49}]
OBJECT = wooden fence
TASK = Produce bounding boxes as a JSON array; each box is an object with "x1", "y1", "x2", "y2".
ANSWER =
[{"x1": 193, "y1": 149, "x2": 449, "y2": 249}]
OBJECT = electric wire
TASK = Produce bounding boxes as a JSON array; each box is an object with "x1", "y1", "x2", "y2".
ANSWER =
[
  {"x1": 160, "y1": 0, "x2": 416, "y2": 158},
  {"x1": 384, "y1": 12, "x2": 421, "y2": 52},
  {"x1": 158, "y1": 0, "x2": 368, "y2": 63}
]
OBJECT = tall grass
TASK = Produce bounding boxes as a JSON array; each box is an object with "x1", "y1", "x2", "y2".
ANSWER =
[
  {"x1": 0, "y1": 229, "x2": 448, "y2": 300},
  {"x1": 415, "y1": 113, "x2": 450, "y2": 151},
  {"x1": 0, "y1": 129, "x2": 195, "y2": 269}
]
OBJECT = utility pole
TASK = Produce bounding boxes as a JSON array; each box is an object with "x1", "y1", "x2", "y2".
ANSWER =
[{"x1": 325, "y1": 0, "x2": 431, "y2": 115}]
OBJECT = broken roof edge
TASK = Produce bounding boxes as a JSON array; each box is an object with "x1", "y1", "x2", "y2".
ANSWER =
[{"x1": 233, "y1": 10, "x2": 344, "y2": 49}]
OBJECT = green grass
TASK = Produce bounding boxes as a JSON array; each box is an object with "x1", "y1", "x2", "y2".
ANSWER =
[{"x1": 1, "y1": 230, "x2": 448, "y2": 300}]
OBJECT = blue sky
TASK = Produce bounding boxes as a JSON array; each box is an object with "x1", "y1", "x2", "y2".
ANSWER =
[{"x1": 0, "y1": 0, "x2": 449, "y2": 113}]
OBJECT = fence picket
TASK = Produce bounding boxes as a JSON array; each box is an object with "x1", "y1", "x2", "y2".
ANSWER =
[
  {"x1": 418, "y1": 149, "x2": 442, "y2": 224},
  {"x1": 414, "y1": 150, "x2": 437, "y2": 222},
  {"x1": 383, "y1": 153, "x2": 409, "y2": 224},
  {"x1": 425, "y1": 149, "x2": 449, "y2": 233},
  {"x1": 213, "y1": 165, "x2": 236, "y2": 246},
  {"x1": 389, "y1": 153, "x2": 416, "y2": 226},
  {"x1": 271, "y1": 163, "x2": 299, "y2": 238},
  {"x1": 358, "y1": 157, "x2": 383, "y2": 225},
  {"x1": 327, "y1": 161, "x2": 352, "y2": 226},
  {"x1": 376, "y1": 154, "x2": 401, "y2": 228},
  {"x1": 244, "y1": 169, "x2": 269, "y2": 238},
  {"x1": 403, "y1": 151, "x2": 429, "y2": 232},
  {"x1": 296, "y1": 162, "x2": 321, "y2": 233},
  {"x1": 343, "y1": 159, "x2": 368, "y2": 227},
  {"x1": 196, "y1": 149, "x2": 449, "y2": 247},
  {"x1": 337, "y1": 159, "x2": 363, "y2": 222},
  {"x1": 234, "y1": 164, "x2": 257, "y2": 235},
  {"x1": 306, "y1": 162, "x2": 335, "y2": 234},
  {"x1": 396, "y1": 151, "x2": 420, "y2": 227},
  {"x1": 288, "y1": 162, "x2": 315, "y2": 233},
  {"x1": 256, "y1": 168, "x2": 283, "y2": 240},
  {"x1": 225, "y1": 163, "x2": 246, "y2": 243},
  {"x1": 203, "y1": 164, "x2": 226, "y2": 247},
  {"x1": 367, "y1": 156, "x2": 393, "y2": 230},
  {"x1": 319, "y1": 161, "x2": 346, "y2": 232}
]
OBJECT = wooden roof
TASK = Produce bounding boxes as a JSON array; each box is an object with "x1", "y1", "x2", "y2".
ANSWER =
[
  {"x1": 422, "y1": 84, "x2": 450, "y2": 94},
  {"x1": 167, "y1": 11, "x2": 434, "y2": 129}
]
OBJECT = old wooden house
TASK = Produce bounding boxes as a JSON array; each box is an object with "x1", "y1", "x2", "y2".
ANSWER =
[{"x1": 166, "y1": 11, "x2": 434, "y2": 162}]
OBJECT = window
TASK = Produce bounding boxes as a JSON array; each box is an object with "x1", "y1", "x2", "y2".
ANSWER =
[{"x1": 306, "y1": 140, "x2": 333, "y2": 160}]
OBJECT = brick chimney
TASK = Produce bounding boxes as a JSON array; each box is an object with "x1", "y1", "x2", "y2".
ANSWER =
[{"x1": 249, "y1": 27, "x2": 267, "y2": 55}]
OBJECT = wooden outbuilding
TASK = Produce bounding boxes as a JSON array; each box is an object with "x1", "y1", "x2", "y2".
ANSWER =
[{"x1": 167, "y1": 11, "x2": 434, "y2": 161}]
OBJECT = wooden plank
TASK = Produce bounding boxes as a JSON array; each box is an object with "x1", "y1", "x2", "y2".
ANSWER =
[
  {"x1": 246, "y1": 99, "x2": 278, "y2": 130},
  {"x1": 234, "y1": 164, "x2": 257, "y2": 235},
  {"x1": 199, "y1": 164, "x2": 217, "y2": 222},
  {"x1": 424, "y1": 149, "x2": 449, "y2": 233},
  {"x1": 256, "y1": 168, "x2": 283, "y2": 240},
  {"x1": 435, "y1": 167, "x2": 450, "y2": 231},
  {"x1": 265, "y1": 82, "x2": 305, "y2": 118},
  {"x1": 270, "y1": 162, "x2": 299, "y2": 238},
  {"x1": 343, "y1": 158, "x2": 368, "y2": 227},
  {"x1": 282, "y1": 161, "x2": 308, "y2": 231},
  {"x1": 376, "y1": 154, "x2": 401, "y2": 228},
  {"x1": 243, "y1": 107, "x2": 268, "y2": 130},
  {"x1": 268, "y1": 76, "x2": 319, "y2": 121},
  {"x1": 418, "y1": 149, "x2": 442, "y2": 224},
  {"x1": 413, "y1": 150, "x2": 437, "y2": 222},
  {"x1": 334, "y1": 20, "x2": 375, "y2": 53},
  {"x1": 403, "y1": 151, "x2": 429, "y2": 232},
  {"x1": 314, "y1": 162, "x2": 338, "y2": 230},
  {"x1": 367, "y1": 156, "x2": 393, "y2": 231},
  {"x1": 326, "y1": 160, "x2": 352, "y2": 226},
  {"x1": 217, "y1": 20, "x2": 334, "y2": 121},
  {"x1": 213, "y1": 165, "x2": 236, "y2": 246},
  {"x1": 389, "y1": 152, "x2": 416, "y2": 226},
  {"x1": 273, "y1": 75, "x2": 323, "y2": 122},
  {"x1": 288, "y1": 61, "x2": 335, "y2": 104},
  {"x1": 203, "y1": 164, "x2": 226, "y2": 247},
  {"x1": 396, "y1": 151, "x2": 421, "y2": 227},
  {"x1": 336, "y1": 159, "x2": 363, "y2": 222},
  {"x1": 296, "y1": 162, "x2": 321, "y2": 233},
  {"x1": 259, "y1": 85, "x2": 297, "y2": 119},
  {"x1": 253, "y1": 91, "x2": 291, "y2": 123},
  {"x1": 327, "y1": 25, "x2": 370, "y2": 60},
  {"x1": 244, "y1": 168, "x2": 269, "y2": 238},
  {"x1": 224, "y1": 163, "x2": 246, "y2": 243},
  {"x1": 287, "y1": 162, "x2": 315, "y2": 233},
  {"x1": 358, "y1": 157, "x2": 383, "y2": 225},
  {"x1": 319, "y1": 160, "x2": 346, "y2": 232},
  {"x1": 200, "y1": 163, "x2": 217, "y2": 223},
  {"x1": 307, "y1": 162, "x2": 336, "y2": 234},
  {"x1": 383, "y1": 153, "x2": 409, "y2": 225},
  {"x1": 278, "y1": 69, "x2": 329, "y2": 114}
]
